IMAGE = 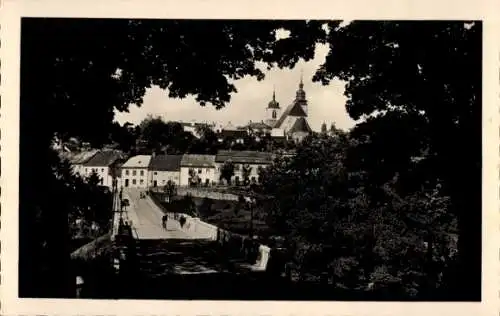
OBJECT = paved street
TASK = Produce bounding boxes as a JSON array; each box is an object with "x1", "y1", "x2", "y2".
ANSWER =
[
  {"x1": 121, "y1": 188, "x2": 221, "y2": 275},
  {"x1": 122, "y1": 188, "x2": 202, "y2": 240}
]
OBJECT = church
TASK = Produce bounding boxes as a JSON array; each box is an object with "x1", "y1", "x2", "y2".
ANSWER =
[{"x1": 263, "y1": 76, "x2": 313, "y2": 143}]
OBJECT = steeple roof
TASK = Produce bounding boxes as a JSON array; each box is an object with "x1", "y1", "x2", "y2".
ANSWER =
[
  {"x1": 295, "y1": 72, "x2": 307, "y2": 103},
  {"x1": 267, "y1": 88, "x2": 280, "y2": 109},
  {"x1": 289, "y1": 117, "x2": 312, "y2": 133}
]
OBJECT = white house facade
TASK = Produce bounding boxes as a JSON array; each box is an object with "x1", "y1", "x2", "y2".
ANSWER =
[
  {"x1": 148, "y1": 154, "x2": 182, "y2": 187},
  {"x1": 121, "y1": 155, "x2": 152, "y2": 188},
  {"x1": 214, "y1": 150, "x2": 272, "y2": 185},
  {"x1": 180, "y1": 154, "x2": 216, "y2": 186},
  {"x1": 82, "y1": 150, "x2": 125, "y2": 188}
]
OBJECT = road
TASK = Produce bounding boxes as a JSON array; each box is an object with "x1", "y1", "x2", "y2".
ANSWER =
[
  {"x1": 122, "y1": 188, "x2": 202, "y2": 240},
  {"x1": 121, "y1": 188, "x2": 222, "y2": 275}
]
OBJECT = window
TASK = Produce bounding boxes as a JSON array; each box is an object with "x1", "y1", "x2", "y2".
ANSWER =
[
  {"x1": 125, "y1": 170, "x2": 129, "y2": 175},
  {"x1": 132, "y1": 179, "x2": 136, "y2": 185},
  {"x1": 162, "y1": 180, "x2": 166, "y2": 184},
  {"x1": 140, "y1": 170, "x2": 144, "y2": 176},
  {"x1": 132, "y1": 170, "x2": 136, "y2": 176},
  {"x1": 198, "y1": 169, "x2": 202, "y2": 174},
  {"x1": 101, "y1": 168, "x2": 104, "y2": 172},
  {"x1": 140, "y1": 179, "x2": 144, "y2": 184},
  {"x1": 154, "y1": 171, "x2": 157, "y2": 175}
]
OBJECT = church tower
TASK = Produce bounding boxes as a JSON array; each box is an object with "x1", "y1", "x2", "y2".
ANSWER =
[
  {"x1": 265, "y1": 88, "x2": 280, "y2": 127},
  {"x1": 295, "y1": 73, "x2": 308, "y2": 116}
]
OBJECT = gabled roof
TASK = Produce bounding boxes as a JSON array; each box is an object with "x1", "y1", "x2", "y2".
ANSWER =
[
  {"x1": 149, "y1": 155, "x2": 183, "y2": 171},
  {"x1": 221, "y1": 129, "x2": 247, "y2": 138},
  {"x1": 122, "y1": 155, "x2": 151, "y2": 168},
  {"x1": 274, "y1": 101, "x2": 307, "y2": 129},
  {"x1": 83, "y1": 150, "x2": 125, "y2": 167},
  {"x1": 247, "y1": 122, "x2": 272, "y2": 130},
  {"x1": 66, "y1": 149, "x2": 100, "y2": 165},
  {"x1": 180, "y1": 154, "x2": 215, "y2": 168},
  {"x1": 215, "y1": 150, "x2": 273, "y2": 164},
  {"x1": 289, "y1": 117, "x2": 312, "y2": 133}
]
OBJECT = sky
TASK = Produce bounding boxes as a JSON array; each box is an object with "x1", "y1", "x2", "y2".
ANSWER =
[{"x1": 114, "y1": 42, "x2": 357, "y2": 132}]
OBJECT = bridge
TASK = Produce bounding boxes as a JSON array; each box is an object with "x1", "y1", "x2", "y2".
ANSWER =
[{"x1": 107, "y1": 188, "x2": 281, "y2": 299}]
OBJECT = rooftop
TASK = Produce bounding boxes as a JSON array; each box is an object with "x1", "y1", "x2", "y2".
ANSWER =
[
  {"x1": 181, "y1": 154, "x2": 216, "y2": 168},
  {"x1": 83, "y1": 150, "x2": 125, "y2": 167},
  {"x1": 149, "y1": 154, "x2": 183, "y2": 171},
  {"x1": 215, "y1": 150, "x2": 273, "y2": 164},
  {"x1": 122, "y1": 155, "x2": 152, "y2": 168},
  {"x1": 65, "y1": 149, "x2": 99, "y2": 165}
]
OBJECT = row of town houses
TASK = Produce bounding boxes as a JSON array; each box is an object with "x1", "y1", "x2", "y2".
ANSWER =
[{"x1": 61, "y1": 149, "x2": 289, "y2": 189}]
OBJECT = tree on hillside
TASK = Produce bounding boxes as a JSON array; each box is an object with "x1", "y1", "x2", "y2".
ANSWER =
[
  {"x1": 220, "y1": 160, "x2": 235, "y2": 185},
  {"x1": 109, "y1": 121, "x2": 138, "y2": 153}
]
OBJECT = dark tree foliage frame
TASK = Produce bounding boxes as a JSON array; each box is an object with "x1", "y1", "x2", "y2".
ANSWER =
[{"x1": 20, "y1": 18, "x2": 480, "y2": 299}]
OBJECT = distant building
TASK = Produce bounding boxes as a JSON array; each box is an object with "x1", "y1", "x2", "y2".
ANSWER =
[
  {"x1": 121, "y1": 155, "x2": 152, "y2": 188},
  {"x1": 82, "y1": 149, "x2": 126, "y2": 188},
  {"x1": 180, "y1": 154, "x2": 216, "y2": 186},
  {"x1": 265, "y1": 89, "x2": 281, "y2": 127},
  {"x1": 215, "y1": 150, "x2": 273, "y2": 185},
  {"x1": 245, "y1": 120, "x2": 273, "y2": 140},
  {"x1": 148, "y1": 154, "x2": 183, "y2": 187},
  {"x1": 269, "y1": 77, "x2": 312, "y2": 142},
  {"x1": 219, "y1": 122, "x2": 247, "y2": 144},
  {"x1": 65, "y1": 149, "x2": 100, "y2": 176},
  {"x1": 180, "y1": 121, "x2": 214, "y2": 138}
]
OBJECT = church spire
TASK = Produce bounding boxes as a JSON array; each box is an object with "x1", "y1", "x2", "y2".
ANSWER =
[
  {"x1": 296, "y1": 71, "x2": 306, "y2": 102},
  {"x1": 267, "y1": 85, "x2": 280, "y2": 109},
  {"x1": 299, "y1": 69, "x2": 304, "y2": 89}
]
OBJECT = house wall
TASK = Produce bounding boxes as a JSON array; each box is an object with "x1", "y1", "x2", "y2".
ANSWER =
[
  {"x1": 72, "y1": 164, "x2": 84, "y2": 177},
  {"x1": 83, "y1": 165, "x2": 113, "y2": 187},
  {"x1": 121, "y1": 167, "x2": 149, "y2": 188},
  {"x1": 148, "y1": 170, "x2": 181, "y2": 187},
  {"x1": 180, "y1": 166, "x2": 216, "y2": 186},
  {"x1": 214, "y1": 162, "x2": 269, "y2": 184}
]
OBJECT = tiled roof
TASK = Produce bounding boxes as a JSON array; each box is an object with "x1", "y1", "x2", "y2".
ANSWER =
[
  {"x1": 66, "y1": 149, "x2": 99, "y2": 165},
  {"x1": 180, "y1": 154, "x2": 215, "y2": 168},
  {"x1": 83, "y1": 150, "x2": 125, "y2": 167},
  {"x1": 288, "y1": 117, "x2": 312, "y2": 133},
  {"x1": 274, "y1": 101, "x2": 307, "y2": 129},
  {"x1": 247, "y1": 122, "x2": 272, "y2": 130},
  {"x1": 215, "y1": 150, "x2": 273, "y2": 164},
  {"x1": 149, "y1": 154, "x2": 183, "y2": 171},
  {"x1": 122, "y1": 155, "x2": 152, "y2": 168}
]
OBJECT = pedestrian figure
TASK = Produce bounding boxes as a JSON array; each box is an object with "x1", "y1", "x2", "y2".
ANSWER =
[{"x1": 162, "y1": 215, "x2": 168, "y2": 230}]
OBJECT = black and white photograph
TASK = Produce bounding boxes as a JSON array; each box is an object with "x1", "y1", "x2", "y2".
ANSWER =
[{"x1": 1, "y1": 1, "x2": 498, "y2": 315}]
